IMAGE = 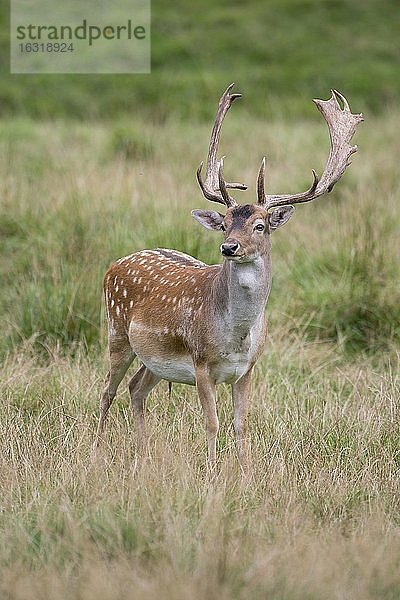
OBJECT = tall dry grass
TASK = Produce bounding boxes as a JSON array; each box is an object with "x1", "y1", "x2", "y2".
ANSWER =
[{"x1": 1, "y1": 339, "x2": 399, "y2": 599}]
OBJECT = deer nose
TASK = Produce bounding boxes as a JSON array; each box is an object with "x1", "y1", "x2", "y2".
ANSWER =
[{"x1": 220, "y1": 241, "x2": 239, "y2": 256}]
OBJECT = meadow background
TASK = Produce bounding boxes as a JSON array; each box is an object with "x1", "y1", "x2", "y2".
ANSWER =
[{"x1": 1, "y1": 0, "x2": 400, "y2": 598}]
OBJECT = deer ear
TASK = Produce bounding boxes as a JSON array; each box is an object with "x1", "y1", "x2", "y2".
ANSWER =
[
  {"x1": 268, "y1": 206, "x2": 295, "y2": 231},
  {"x1": 192, "y1": 209, "x2": 224, "y2": 231}
]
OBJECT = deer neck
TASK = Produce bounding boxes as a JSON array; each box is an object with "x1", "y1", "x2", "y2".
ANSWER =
[{"x1": 212, "y1": 254, "x2": 272, "y2": 336}]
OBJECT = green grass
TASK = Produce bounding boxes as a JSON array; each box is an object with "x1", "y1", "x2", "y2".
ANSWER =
[
  {"x1": 1, "y1": 110, "x2": 399, "y2": 358},
  {"x1": 1, "y1": 0, "x2": 400, "y2": 120},
  {"x1": 1, "y1": 76, "x2": 400, "y2": 598}
]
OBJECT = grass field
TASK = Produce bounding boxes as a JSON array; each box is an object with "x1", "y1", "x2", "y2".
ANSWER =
[
  {"x1": 2, "y1": 0, "x2": 400, "y2": 119},
  {"x1": 0, "y1": 97, "x2": 400, "y2": 598},
  {"x1": 2, "y1": 1, "x2": 400, "y2": 596},
  {"x1": 1, "y1": 343, "x2": 399, "y2": 599}
]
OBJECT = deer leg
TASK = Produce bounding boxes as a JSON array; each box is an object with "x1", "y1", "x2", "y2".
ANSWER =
[
  {"x1": 195, "y1": 364, "x2": 219, "y2": 468},
  {"x1": 232, "y1": 367, "x2": 253, "y2": 465},
  {"x1": 95, "y1": 342, "x2": 135, "y2": 447},
  {"x1": 128, "y1": 365, "x2": 161, "y2": 443}
]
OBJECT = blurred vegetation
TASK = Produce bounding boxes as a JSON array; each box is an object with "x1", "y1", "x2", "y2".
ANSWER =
[
  {"x1": 1, "y1": 0, "x2": 400, "y2": 120},
  {"x1": 109, "y1": 124, "x2": 154, "y2": 161},
  {"x1": 0, "y1": 112, "x2": 399, "y2": 358}
]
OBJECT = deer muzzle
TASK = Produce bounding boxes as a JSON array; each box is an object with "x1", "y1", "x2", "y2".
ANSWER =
[{"x1": 220, "y1": 240, "x2": 240, "y2": 256}]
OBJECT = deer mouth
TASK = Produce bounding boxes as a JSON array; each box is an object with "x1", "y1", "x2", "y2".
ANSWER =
[{"x1": 224, "y1": 252, "x2": 254, "y2": 263}]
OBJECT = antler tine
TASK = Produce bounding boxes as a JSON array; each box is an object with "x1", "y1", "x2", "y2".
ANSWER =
[
  {"x1": 256, "y1": 157, "x2": 267, "y2": 205},
  {"x1": 197, "y1": 83, "x2": 247, "y2": 208},
  {"x1": 257, "y1": 157, "x2": 319, "y2": 206},
  {"x1": 258, "y1": 90, "x2": 363, "y2": 210},
  {"x1": 218, "y1": 157, "x2": 233, "y2": 206}
]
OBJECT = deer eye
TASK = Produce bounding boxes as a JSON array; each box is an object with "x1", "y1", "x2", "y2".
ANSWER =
[{"x1": 254, "y1": 223, "x2": 265, "y2": 232}]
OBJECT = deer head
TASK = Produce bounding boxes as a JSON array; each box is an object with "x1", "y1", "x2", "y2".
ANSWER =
[{"x1": 192, "y1": 84, "x2": 364, "y2": 262}]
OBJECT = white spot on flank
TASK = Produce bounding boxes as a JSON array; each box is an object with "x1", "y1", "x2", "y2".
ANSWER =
[
  {"x1": 123, "y1": 288, "x2": 127, "y2": 297},
  {"x1": 130, "y1": 300, "x2": 133, "y2": 308},
  {"x1": 116, "y1": 306, "x2": 120, "y2": 316},
  {"x1": 109, "y1": 319, "x2": 116, "y2": 336},
  {"x1": 111, "y1": 299, "x2": 114, "y2": 308}
]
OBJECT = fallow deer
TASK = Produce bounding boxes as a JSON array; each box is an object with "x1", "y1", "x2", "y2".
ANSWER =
[{"x1": 96, "y1": 84, "x2": 363, "y2": 466}]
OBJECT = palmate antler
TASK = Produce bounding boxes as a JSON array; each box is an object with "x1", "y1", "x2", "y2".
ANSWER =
[
  {"x1": 196, "y1": 83, "x2": 247, "y2": 208},
  {"x1": 257, "y1": 90, "x2": 364, "y2": 209}
]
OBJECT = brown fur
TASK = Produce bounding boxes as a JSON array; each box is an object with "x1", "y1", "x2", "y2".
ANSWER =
[{"x1": 104, "y1": 249, "x2": 221, "y2": 361}]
